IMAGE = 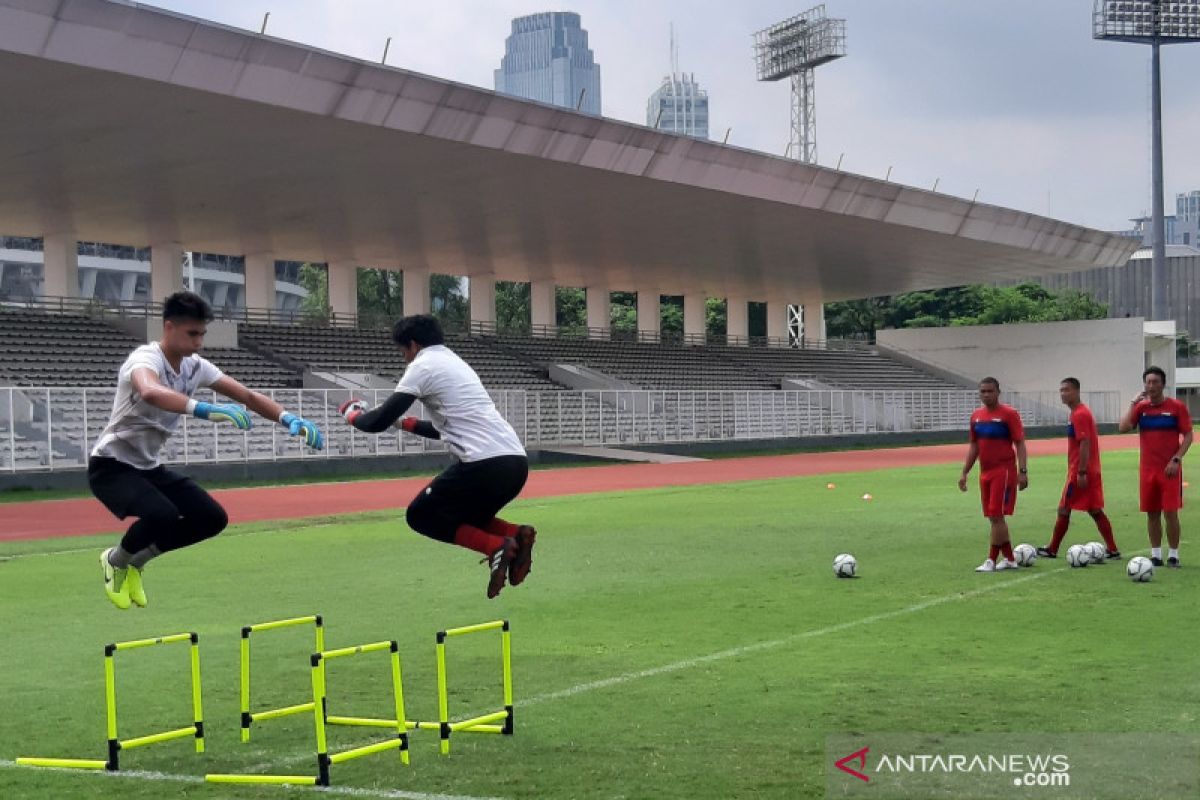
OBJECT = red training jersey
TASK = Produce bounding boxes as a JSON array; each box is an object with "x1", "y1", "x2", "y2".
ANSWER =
[
  {"x1": 1067, "y1": 403, "x2": 1100, "y2": 478},
  {"x1": 1132, "y1": 397, "x2": 1193, "y2": 472},
  {"x1": 969, "y1": 404, "x2": 1025, "y2": 470}
]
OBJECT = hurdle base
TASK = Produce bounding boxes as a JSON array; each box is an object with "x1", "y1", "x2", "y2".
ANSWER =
[
  {"x1": 16, "y1": 757, "x2": 108, "y2": 770},
  {"x1": 206, "y1": 773, "x2": 318, "y2": 786}
]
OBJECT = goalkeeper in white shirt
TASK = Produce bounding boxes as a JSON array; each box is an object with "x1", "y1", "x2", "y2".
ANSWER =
[
  {"x1": 339, "y1": 315, "x2": 536, "y2": 599},
  {"x1": 89, "y1": 291, "x2": 324, "y2": 610}
]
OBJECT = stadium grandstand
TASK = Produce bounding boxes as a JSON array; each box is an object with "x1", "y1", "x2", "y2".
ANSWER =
[{"x1": 0, "y1": 0, "x2": 1139, "y2": 481}]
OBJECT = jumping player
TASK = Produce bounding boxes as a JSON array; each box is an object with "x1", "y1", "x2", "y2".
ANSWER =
[
  {"x1": 338, "y1": 314, "x2": 535, "y2": 599},
  {"x1": 1037, "y1": 377, "x2": 1120, "y2": 560},
  {"x1": 90, "y1": 291, "x2": 324, "y2": 609},
  {"x1": 1118, "y1": 366, "x2": 1193, "y2": 567},
  {"x1": 959, "y1": 377, "x2": 1028, "y2": 572}
]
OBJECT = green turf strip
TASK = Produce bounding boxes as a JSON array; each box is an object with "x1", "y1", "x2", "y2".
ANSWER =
[{"x1": 1, "y1": 450, "x2": 1196, "y2": 799}]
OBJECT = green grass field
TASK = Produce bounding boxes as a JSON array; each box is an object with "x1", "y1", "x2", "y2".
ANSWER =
[{"x1": 1, "y1": 450, "x2": 1197, "y2": 799}]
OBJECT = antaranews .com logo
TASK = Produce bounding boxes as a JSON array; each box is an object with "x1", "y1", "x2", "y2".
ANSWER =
[
  {"x1": 834, "y1": 745, "x2": 1070, "y2": 788},
  {"x1": 825, "y1": 733, "x2": 1199, "y2": 799}
]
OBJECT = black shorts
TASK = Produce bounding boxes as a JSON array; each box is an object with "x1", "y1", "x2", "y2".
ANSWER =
[
  {"x1": 407, "y1": 454, "x2": 529, "y2": 540},
  {"x1": 88, "y1": 456, "x2": 208, "y2": 519}
]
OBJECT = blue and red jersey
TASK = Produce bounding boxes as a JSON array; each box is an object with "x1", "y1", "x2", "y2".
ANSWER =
[
  {"x1": 969, "y1": 404, "x2": 1025, "y2": 470},
  {"x1": 1067, "y1": 403, "x2": 1100, "y2": 478},
  {"x1": 1131, "y1": 397, "x2": 1192, "y2": 472}
]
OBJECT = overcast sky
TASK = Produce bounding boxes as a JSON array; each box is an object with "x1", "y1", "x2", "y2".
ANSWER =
[{"x1": 147, "y1": 0, "x2": 1200, "y2": 233}]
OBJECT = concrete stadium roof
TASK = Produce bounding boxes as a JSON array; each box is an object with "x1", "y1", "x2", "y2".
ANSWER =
[{"x1": 0, "y1": 0, "x2": 1139, "y2": 302}]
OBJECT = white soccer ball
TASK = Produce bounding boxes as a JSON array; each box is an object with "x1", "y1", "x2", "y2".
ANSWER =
[
  {"x1": 833, "y1": 553, "x2": 857, "y2": 579},
  {"x1": 1085, "y1": 542, "x2": 1107, "y2": 563},
  {"x1": 1127, "y1": 556, "x2": 1155, "y2": 583},
  {"x1": 1013, "y1": 543, "x2": 1038, "y2": 567},
  {"x1": 1066, "y1": 544, "x2": 1089, "y2": 568}
]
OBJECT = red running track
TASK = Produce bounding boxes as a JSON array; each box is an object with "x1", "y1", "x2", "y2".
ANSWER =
[{"x1": 0, "y1": 436, "x2": 1140, "y2": 542}]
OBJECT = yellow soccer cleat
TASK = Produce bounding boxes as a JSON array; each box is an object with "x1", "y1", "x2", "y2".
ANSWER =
[
  {"x1": 99, "y1": 548, "x2": 131, "y2": 610},
  {"x1": 125, "y1": 565, "x2": 147, "y2": 608}
]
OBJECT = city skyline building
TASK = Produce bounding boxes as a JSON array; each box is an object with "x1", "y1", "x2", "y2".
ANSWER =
[
  {"x1": 646, "y1": 28, "x2": 709, "y2": 139},
  {"x1": 494, "y1": 12, "x2": 602, "y2": 115}
]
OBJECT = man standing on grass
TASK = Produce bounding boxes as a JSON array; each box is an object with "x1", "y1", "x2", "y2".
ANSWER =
[
  {"x1": 1037, "y1": 377, "x2": 1120, "y2": 561},
  {"x1": 338, "y1": 314, "x2": 535, "y2": 599},
  {"x1": 90, "y1": 291, "x2": 324, "y2": 610},
  {"x1": 959, "y1": 377, "x2": 1028, "y2": 572},
  {"x1": 1118, "y1": 366, "x2": 1193, "y2": 568}
]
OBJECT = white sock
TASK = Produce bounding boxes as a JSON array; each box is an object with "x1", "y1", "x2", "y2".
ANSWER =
[
  {"x1": 1169, "y1": 548, "x2": 1180, "y2": 560},
  {"x1": 1152, "y1": 547, "x2": 1163, "y2": 560}
]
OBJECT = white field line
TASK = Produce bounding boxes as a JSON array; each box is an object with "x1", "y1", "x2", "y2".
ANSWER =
[
  {"x1": 0, "y1": 522, "x2": 340, "y2": 561},
  {"x1": 0, "y1": 759, "x2": 503, "y2": 800},
  {"x1": 273, "y1": 558, "x2": 1115, "y2": 767}
]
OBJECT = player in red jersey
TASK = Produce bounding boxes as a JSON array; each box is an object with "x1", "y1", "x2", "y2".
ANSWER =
[
  {"x1": 959, "y1": 377, "x2": 1029, "y2": 572},
  {"x1": 1037, "y1": 378, "x2": 1120, "y2": 560},
  {"x1": 1118, "y1": 366, "x2": 1193, "y2": 568}
]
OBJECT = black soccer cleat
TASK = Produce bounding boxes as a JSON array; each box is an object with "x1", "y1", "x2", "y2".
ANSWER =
[
  {"x1": 509, "y1": 525, "x2": 537, "y2": 586},
  {"x1": 1105, "y1": 550, "x2": 1121, "y2": 561},
  {"x1": 1168, "y1": 556, "x2": 1181, "y2": 569},
  {"x1": 1036, "y1": 547, "x2": 1058, "y2": 558},
  {"x1": 1152, "y1": 557, "x2": 1165, "y2": 567},
  {"x1": 486, "y1": 538, "x2": 517, "y2": 599}
]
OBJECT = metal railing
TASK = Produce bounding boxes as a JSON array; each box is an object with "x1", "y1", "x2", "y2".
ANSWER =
[
  {"x1": 0, "y1": 295, "x2": 869, "y2": 350},
  {"x1": 0, "y1": 386, "x2": 1120, "y2": 473}
]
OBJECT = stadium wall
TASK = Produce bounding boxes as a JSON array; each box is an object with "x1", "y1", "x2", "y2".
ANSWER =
[{"x1": 875, "y1": 319, "x2": 1145, "y2": 397}]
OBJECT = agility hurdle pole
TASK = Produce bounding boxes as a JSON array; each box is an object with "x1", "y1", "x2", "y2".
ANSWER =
[
  {"x1": 311, "y1": 641, "x2": 409, "y2": 786},
  {"x1": 420, "y1": 619, "x2": 512, "y2": 756},
  {"x1": 239, "y1": 615, "x2": 324, "y2": 742},
  {"x1": 19, "y1": 633, "x2": 204, "y2": 772}
]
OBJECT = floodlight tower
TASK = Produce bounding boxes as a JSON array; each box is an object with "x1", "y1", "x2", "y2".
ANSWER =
[
  {"x1": 1094, "y1": 0, "x2": 1200, "y2": 321},
  {"x1": 754, "y1": 6, "x2": 846, "y2": 164}
]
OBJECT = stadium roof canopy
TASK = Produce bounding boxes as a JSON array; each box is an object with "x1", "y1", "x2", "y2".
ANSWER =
[{"x1": 0, "y1": 0, "x2": 1138, "y2": 303}]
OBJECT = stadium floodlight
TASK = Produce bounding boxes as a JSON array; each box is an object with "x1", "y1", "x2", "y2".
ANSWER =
[
  {"x1": 754, "y1": 5, "x2": 846, "y2": 164},
  {"x1": 1094, "y1": 0, "x2": 1200, "y2": 321}
]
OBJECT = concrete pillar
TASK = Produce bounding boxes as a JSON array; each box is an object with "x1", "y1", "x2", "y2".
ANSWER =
[
  {"x1": 637, "y1": 287, "x2": 660, "y2": 343},
  {"x1": 244, "y1": 253, "x2": 277, "y2": 311},
  {"x1": 530, "y1": 279, "x2": 555, "y2": 336},
  {"x1": 766, "y1": 300, "x2": 788, "y2": 348},
  {"x1": 586, "y1": 285, "x2": 609, "y2": 339},
  {"x1": 469, "y1": 273, "x2": 496, "y2": 332},
  {"x1": 327, "y1": 261, "x2": 358, "y2": 326},
  {"x1": 726, "y1": 297, "x2": 749, "y2": 345},
  {"x1": 120, "y1": 271, "x2": 139, "y2": 302},
  {"x1": 803, "y1": 299, "x2": 826, "y2": 343},
  {"x1": 683, "y1": 291, "x2": 706, "y2": 343},
  {"x1": 41, "y1": 234, "x2": 79, "y2": 298},
  {"x1": 149, "y1": 242, "x2": 183, "y2": 302},
  {"x1": 403, "y1": 268, "x2": 430, "y2": 316},
  {"x1": 80, "y1": 268, "x2": 98, "y2": 299}
]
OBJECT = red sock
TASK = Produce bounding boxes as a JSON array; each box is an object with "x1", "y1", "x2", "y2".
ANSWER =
[
  {"x1": 1000, "y1": 542, "x2": 1015, "y2": 561},
  {"x1": 453, "y1": 525, "x2": 505, "y2": 556},
  {"x1": 988, "y1": 545, "x2": 1000, "y2": 562},
  {"x1": 1093, "y1": 512, "x2": 1118, "y2": 551},
  {"x1": 484, "y1": 517, "x2": 519, "y2": 538},
  {"x1": 1049, "y1": 515, "x2": 1070, "y2": 554}
]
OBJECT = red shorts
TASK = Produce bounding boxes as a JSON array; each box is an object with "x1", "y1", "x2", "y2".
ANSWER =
[
  {"x1": 1140, "y1": 468, "x2": 1183, "y2": 513},
  {"x1": 979, "y1": 464, "x2": 1017, "y2": 518},
  {"x1": 1060, "y1": 474, "x2": 1104, "y2": 512}
]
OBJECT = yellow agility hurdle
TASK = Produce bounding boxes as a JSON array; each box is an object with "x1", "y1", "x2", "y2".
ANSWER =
[
  {"x1": 239, "y1": 615, "x2": 325, "y2": 743},
  {"x1": 418, "y1": 619, "x2": 513, "y2": 756},
  {"x1": 207, "y1": 639, "x2": 408, "y2": 787},
  {"x1": 18, "y1": 632, "x2": 204, "y2": 772}
]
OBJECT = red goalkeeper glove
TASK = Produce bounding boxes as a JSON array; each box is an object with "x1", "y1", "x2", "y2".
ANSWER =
[{"x1": 338, "y1": 398, "x2": 367, "y2": 425}]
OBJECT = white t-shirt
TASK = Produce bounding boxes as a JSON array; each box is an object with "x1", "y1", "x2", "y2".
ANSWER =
[
  {"x1": 395, "y1": 344, "x2": 525, "y2": 462},
  {"x1": 91, "y1": 343, "x2": 225, "y2": 469}
]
